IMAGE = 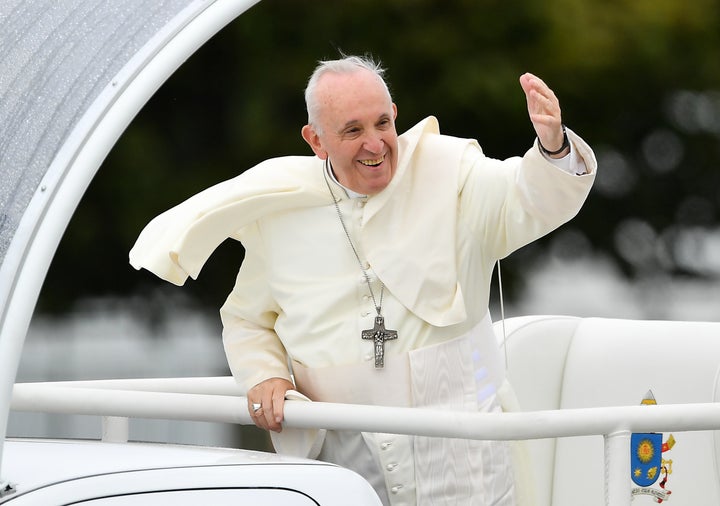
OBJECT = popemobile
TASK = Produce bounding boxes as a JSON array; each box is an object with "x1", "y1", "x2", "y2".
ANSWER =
[{"x1": 1, "y1": 1, "x2": 719, "y2": 505}]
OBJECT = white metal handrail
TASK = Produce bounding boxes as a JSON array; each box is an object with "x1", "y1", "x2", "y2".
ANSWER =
[
  {"x1": 9, "y1": 381, "x2": 720, "y2": 438},
  {"x1": 10, "y1": 378, "x2": 720, "y2": 506}
]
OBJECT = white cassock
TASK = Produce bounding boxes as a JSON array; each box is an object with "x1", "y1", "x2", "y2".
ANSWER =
[{"x1": 130, "y1": 117, "x2": 597, "y2": 505}]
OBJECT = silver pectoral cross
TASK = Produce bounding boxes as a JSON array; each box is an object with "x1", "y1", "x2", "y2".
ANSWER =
[{"x1": 361, "y1": 316, "x2": 398, "y2": 368}]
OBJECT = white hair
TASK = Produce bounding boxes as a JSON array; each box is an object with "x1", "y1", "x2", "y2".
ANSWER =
[{"x1": 304, "y1": 54, "x2": 392, "y2": 131}]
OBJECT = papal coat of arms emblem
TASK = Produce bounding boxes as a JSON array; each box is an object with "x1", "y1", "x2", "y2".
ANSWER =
[{"x1": 631, "y1": 391, "x2": 675, "y2": 503}]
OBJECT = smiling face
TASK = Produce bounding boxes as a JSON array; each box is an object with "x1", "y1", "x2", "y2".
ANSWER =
[{"x1": 301, "y1": 69, "x2": 398, "y2": 195}]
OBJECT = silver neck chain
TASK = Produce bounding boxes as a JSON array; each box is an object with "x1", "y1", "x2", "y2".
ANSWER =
[{"x1": 324, "y1": 159, "x2": 384, "y2": 317}]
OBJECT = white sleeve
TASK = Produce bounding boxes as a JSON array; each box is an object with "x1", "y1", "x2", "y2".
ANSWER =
[{"x1": 220, "y1": 224, "x2": 291, "y2": 392}]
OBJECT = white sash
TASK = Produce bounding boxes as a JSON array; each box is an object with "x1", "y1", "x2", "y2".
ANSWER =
[{"x1": 276, "y1": 314, "x2": 516, "y2": 505}]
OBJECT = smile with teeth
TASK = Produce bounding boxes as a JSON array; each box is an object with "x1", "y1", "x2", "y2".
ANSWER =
[{"x1": 359, "y1": 155, "x2": 385, "y2": 167}]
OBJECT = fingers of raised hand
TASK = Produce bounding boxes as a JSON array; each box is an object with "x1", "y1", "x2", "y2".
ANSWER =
[
  {"x1": 521, "y1": 74, "x2": 560, "y2": 118},
  {"x1": 530, "y1": 88, "x2": 560, "y2": 120}
]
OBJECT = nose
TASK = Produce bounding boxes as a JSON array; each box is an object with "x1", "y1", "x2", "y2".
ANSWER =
[{"x1": 363, "y1": 131, "x2": 384, "y2": 154}]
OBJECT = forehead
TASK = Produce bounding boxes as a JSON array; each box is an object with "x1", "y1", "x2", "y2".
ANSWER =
[{"x1": 315, "y1": 70, "x2": 392, "y2": 124}]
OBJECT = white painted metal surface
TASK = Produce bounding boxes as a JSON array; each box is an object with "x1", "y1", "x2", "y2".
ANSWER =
[
  {"x1": 2, "y1": 439, "x2": 381, "y2": 505},
  {"x1": 9, "y1": 375, "x2": 720, "y2": 506},
  {"x1": 0, "y1": 0, "x2": 260, "y2": 490},
  {"x1": 604, "y1": 431, "x2": 631, "y2": 506},
  {"x1": 10, "y1": 381, "x2": 720, "y2": 439}
]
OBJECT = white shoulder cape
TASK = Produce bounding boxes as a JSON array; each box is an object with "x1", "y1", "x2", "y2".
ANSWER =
[{"x1": 130, "y1": 117, "x2": 473, "y2": 326}]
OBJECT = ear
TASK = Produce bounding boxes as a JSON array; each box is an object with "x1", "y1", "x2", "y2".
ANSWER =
[
  {"x1": 392, "y1": 102, "x2": 398, "y2": 121},
  {"x1": 301, "y1": 124, "x2": 327, "y2": 160}
]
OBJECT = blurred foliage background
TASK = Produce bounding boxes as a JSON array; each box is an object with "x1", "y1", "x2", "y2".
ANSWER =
[{"x1": 37, "y1": 0, "x2": 720, "y2": 318}]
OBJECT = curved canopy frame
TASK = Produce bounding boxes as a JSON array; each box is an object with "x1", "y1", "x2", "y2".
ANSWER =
[{"x1": 0, "y1": 0, "x2": 261, "y2": 490}]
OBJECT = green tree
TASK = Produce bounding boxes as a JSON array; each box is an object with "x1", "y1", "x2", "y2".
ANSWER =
[{"x1": 40, "y1": 0, "x2": 720, "y2": 313}]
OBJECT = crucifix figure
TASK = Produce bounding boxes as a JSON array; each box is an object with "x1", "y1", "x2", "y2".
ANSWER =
[{"x1": 362, "y1": 316, "x2": 398, "y2": 368}]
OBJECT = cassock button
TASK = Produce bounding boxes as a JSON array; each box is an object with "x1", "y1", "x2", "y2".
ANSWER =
[
  {"x1": 380, "y1": 441, "x2": 392, "y2": 450},
  {"x1": 364, "y1": 353, "x2": 373, "y2": 361},
  {"x1": 386, "y1": 463, "x2": 398, "y2": 471},
  {"x1": 390, "y1": 485, "x2": 404, "y2": 494}
]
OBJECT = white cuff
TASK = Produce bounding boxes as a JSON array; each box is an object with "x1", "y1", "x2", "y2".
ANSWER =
[
  {"x1": 269, "y1": 390, "x2": 326, "y2": 459},
  {"x1": 538, "y1": 129, "x2": 588, "y2": 175}
]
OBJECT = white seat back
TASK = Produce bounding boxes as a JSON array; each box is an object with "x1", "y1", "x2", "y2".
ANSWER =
[{"x1": 496, "y1": 315, "x2": 720, "y2": 506}]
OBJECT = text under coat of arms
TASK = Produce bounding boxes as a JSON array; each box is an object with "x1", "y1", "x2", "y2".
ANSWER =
[{"x1": 631, "y1": 391, "x2": 676, "y2": 503}]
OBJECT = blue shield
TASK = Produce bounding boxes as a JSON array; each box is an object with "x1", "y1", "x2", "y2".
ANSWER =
[{"x1": 631, "y1": 433, "x2": 663, "y2": 486}]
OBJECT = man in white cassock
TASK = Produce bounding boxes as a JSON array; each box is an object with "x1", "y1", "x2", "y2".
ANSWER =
[{"x1": 130, "y1": 54, "x2": 597, "y2": 505}]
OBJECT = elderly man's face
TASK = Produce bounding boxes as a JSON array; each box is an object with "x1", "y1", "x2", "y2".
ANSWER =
[{"x1": 302, "y1": 70, "x2": 398, "y2": 195}]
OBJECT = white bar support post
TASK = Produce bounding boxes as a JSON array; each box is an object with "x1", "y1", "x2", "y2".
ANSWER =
[
  {"x1": 604, "y1": 430, "x2": 631, "y2": 506},
  {"x1": 102, "y1": 416, "x2": 129, "y2": 443}
]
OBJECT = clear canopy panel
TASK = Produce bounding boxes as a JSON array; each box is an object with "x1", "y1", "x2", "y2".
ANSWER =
[{"x1": 0, "y1": 0, "x2": 196, "y2": 266}]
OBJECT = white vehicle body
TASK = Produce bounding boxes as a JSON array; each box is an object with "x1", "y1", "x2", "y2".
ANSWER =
[{"x1": 2, "y1": 439, "x2": 380, "y2": 505}]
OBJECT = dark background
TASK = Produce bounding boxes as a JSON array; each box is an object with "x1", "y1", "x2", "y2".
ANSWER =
[{"x1": 38, "y1": 0, "x2": 720, "y2": 317}]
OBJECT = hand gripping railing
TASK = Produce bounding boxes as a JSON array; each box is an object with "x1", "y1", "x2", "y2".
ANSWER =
[{"x1": 10, "y1": 377, "x2": 720, "y2": 506}]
